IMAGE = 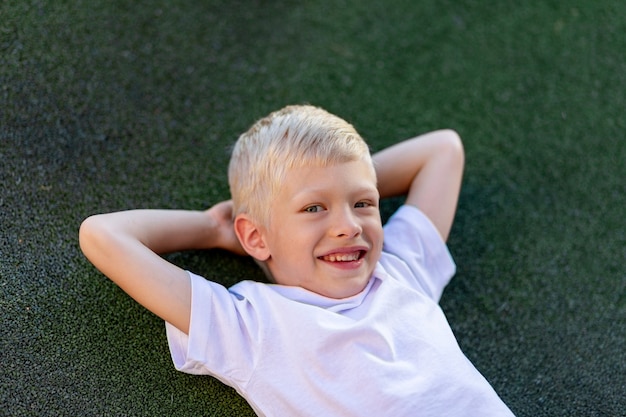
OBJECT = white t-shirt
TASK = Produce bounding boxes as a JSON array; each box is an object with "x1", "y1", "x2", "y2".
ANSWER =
[{"x1": 166, "y1": 205, "x2": 514, "y2": 417}]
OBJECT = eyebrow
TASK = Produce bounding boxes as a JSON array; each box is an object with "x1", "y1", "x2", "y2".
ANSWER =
[{"x1": 292, "y1": 184, "x2": 379, "y2": 201}]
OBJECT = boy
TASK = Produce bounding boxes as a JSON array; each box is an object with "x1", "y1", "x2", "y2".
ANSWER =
[{"x1": 79, "y1": 105, "x2": 514, "y2": 416}]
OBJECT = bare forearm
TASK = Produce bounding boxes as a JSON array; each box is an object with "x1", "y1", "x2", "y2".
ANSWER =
[
  {"x1": 79, "y1": 210, "x2": 201, "y2": 333},
  {"x1": 373, "y1": 130, "x2": 461, "y2": 198},
  {"x1": 82, "y1": 209, "x2": 216, "y2": 254},
  {"x1": 373, "y1": 129, "x2": 464, "y2": 240}
]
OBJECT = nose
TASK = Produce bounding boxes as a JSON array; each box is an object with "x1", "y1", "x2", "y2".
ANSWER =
[{"x1": 329, "y1": 207, "x2": 362, "y2": 238}]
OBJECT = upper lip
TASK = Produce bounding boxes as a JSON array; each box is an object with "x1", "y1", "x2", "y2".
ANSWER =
[{"x1": 317, "y1": 245, "x2": 369, "y2": 259}]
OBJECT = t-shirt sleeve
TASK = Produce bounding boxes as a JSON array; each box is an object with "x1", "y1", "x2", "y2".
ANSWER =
[
  {"x1": 381, "y1": 205, "x2": 456, "y2": 301},
  {"x1": 165, "y1": 271, "x2": 260, "y2": 388}
]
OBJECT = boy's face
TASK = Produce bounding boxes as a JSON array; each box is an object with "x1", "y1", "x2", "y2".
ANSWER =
[{"x1": 262, "y1": 159, "x2": 383, "y2": 299}]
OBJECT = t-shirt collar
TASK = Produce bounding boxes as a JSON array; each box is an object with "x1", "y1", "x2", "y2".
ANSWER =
[{"x1": 267, "y1": 274, "x2": 381, "y2": 311}]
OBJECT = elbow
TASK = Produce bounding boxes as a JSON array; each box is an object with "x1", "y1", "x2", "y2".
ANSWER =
[
  {"x1": 78, "y1": 214, "x2": 107, "y2": 259},
  {"x1": 437, "y1": 129, "x2": 465, "y2": 170},
  {"x1": 78, "y1": 215, "x2": 96, "y2": 257},
  {"x1": 79, "y1": 214, "x2": 120, "y2": 278}
]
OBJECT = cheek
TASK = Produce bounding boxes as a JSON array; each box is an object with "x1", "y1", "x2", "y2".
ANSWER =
[
  {"x1": 370, "y1": 225, "x2": 384, "y2": 254},
  {"x1": 270, "y1": 229, "x2": 313, "y2": 260}
]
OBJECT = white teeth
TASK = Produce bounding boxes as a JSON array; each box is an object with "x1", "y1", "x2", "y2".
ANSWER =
[{"x1": 322, "y1": 252, "x2": 360, "y2": 262}]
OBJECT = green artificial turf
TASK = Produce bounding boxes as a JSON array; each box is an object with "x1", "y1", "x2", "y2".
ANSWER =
[{"x1": 2, "y1": 0, "x2": 625, "y2": 415}]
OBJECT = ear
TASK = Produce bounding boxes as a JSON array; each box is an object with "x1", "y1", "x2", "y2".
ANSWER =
[{"x1": 234, "y1": 214, "x2": 271, "y2": 261}]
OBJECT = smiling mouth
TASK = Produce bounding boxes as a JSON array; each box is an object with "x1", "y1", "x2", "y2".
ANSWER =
[{"x1": 319, "y1": 251, "x2": 365, "y2": 262}]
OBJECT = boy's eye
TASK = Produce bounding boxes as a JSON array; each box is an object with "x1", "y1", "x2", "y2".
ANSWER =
[
  {"x1": 355, "y1": 201, "x2": 374, "y2": 208},
  {"x1": 304, "y1": 205, "x2": 323, "y2": 213}
]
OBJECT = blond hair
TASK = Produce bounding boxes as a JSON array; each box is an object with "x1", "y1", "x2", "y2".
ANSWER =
[{"x1": 228, "y1": 105, "x2": 373, "y2": 226}]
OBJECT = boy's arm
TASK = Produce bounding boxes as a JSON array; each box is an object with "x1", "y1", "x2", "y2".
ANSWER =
[
  {"x1": 79, "y1": 200, "x2": 243, "y2": 334},
  {"x1": 372, "y1": 129, "x2": 464, "y2": 241}
]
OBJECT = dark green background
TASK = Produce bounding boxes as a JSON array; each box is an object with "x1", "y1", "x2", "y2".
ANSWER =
[{"x1": 2, "y1": 1, "x2": 624, "y2": 415}]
